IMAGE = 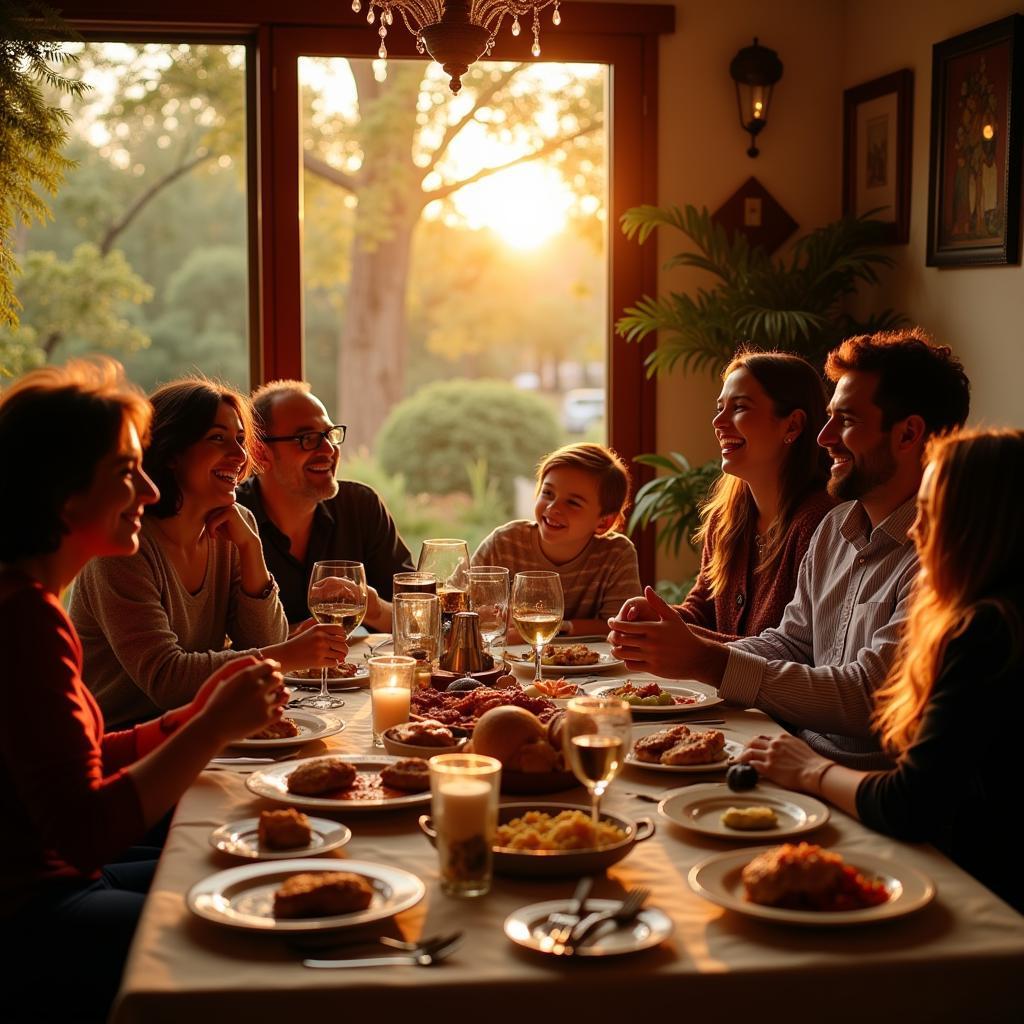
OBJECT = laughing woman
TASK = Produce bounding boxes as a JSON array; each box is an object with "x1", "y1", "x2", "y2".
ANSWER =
[
  {"x1": 70, "y1": 377, "x2": 349, "y2": 727},
  {"x1": 1, "y1": 360, "x2": 289, "y2": 1022},
  {"x1": 741, "y1": 429, "x2": 1024, "y2": 912}
]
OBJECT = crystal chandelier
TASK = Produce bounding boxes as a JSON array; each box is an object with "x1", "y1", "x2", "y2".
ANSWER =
[{"x1": 352, "y1": 0, "x2": 562, "y2": 94}]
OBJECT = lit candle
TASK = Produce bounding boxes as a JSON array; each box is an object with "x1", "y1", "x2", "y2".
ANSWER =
[
  {"x1": 372, "y1": 684, "x2": 411, "y2": 735},
  {"x1": 436, "y1": 778, "x2": 494, "y2": 841}
]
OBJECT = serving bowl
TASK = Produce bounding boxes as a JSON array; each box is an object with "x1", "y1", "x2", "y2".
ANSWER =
[
  {"x1": 418, "y1": 801, "x2": 655, "y2": 878},
  {"x1": 381, "y1": 724, "x2": 468, "y2": 759}
]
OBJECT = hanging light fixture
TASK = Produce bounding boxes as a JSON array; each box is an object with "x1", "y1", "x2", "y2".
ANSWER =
[
  {"x1": 354, "y1": 0, "x2": 562, "y2": 95},
  {"x1": 729, "y1": 37, "x2": 783, "y2": 158}
]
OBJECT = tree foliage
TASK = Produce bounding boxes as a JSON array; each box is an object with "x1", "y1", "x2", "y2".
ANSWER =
[
  {"x1": 615, "y1": 204, "x2": 908, "y2": 376},
  {"x1": 0, "y1": 1, "x2": 85, "y2": 326}
]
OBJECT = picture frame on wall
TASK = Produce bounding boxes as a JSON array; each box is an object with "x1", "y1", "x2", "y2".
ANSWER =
[
  {"x1": 843, "y1": 69, "x2": 913, "y2": 244},
  {"x1": 926, "y1": 15, "x2": 1024, "y2": 267}
]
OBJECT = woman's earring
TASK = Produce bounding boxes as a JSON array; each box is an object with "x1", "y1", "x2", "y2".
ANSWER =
[{"x1": 784, "y1": 436, "x2": 794, "y2": 445}]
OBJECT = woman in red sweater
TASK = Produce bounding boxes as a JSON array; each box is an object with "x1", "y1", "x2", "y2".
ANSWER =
[
  {"x1": 677, "y1": 351, "x2": 833, "y2": 640},
  {"x1": 0, "y1": 359, "x2": 289, "y2": 1023}
]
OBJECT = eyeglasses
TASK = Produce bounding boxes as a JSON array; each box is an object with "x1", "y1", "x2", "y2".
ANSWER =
[{"x1": 263, "y1": 425, "x2": 347, "y2": 451}]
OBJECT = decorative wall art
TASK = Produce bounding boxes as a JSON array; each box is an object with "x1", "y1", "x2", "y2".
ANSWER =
[
  {"x1": 926, "y1": 15, "x2": 1024, "y2": 266},
  {"x1": 711, "y1": 177, "x2": 797, "y2": 254},
  {"x1": 843, "y1": 69, "x2": 913, "y2": 243}
]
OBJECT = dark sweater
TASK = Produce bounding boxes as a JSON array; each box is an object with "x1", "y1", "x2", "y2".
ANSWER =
[
  {"x1": 678, "y1": 489, "x2": 834, "y2": 641},
  {"x1": 856, "y1": 599, "x2": 1023, "y2": 913}
]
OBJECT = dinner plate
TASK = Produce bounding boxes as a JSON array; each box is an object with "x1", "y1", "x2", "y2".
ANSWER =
[
  {"x1": 504, "y1": 898, "x2": 673, "y2": 956},
  {"x1": 659, "y1": 783, "x2": 830, "y2": 839},
  {"x1": 246, "y1": 754, "x2": 432, "y2": 812},
  {"x1": 582, "y1": 680, "x2": 724, "y2": 715},
  {"x1": 209, "y1": 816, "x2": 353, "y2": 860},
  {"x1": 284, "y1": 664, "x2": 370, "y2": 690},
  {"x1": 187, "y1": 858, "x2": 425, "y2": 932},
  {"x1": 227, "y1": 711, "x2": 344, "y2": 749},
  {"x1": 625, "y1": 738, "x2": 743, "y2": 774},
  {"x1": 688, "y1": 847, "x2": 935, "y2": 926},
  {"x1": 505, "y1": 645, "x2": 624, "y2": 676}
]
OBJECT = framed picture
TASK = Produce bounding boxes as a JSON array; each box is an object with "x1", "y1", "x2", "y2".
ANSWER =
[
  {"x1": 843, "y1": 69, "x2": 913, "y2": 244},
  {"x1": 926, "y1": 15, "x2": 1024, "y2": 267}
]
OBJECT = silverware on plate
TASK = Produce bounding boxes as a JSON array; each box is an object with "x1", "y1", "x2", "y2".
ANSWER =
[
  {"x1": 568, "y1": 886, "x2": 650, "y2": 950},
  {"x1": 538, "y1": 876, "x2": 593, "y2": 953}
]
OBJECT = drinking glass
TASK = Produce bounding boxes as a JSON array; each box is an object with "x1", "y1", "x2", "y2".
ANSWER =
[
  {"x1": 297, "y1": 560, "x2": 367, "y2": 710},
  {"x1": 429, "y1": 753, "x2": 502, "y2": 898},
  {"x1": 392, "y1": 571, "x2": 438, "y2": 597},
  {"x1": 417, "y1": 540, "x2": 470, "y2": 651},
  {"x1": 393, "y1": 593, "x2": 441, "y2": 666},
  {"x1": 468, "y1": 566, "x2": 509, "y2": 657},
  {"x1": 368, "y1": 654, "x2": 416, "y2": 747},
  {"x1": 563, "y1": 696, "x2": 632, "y2": 825},
  {"x1": 510, "y1": 570, "x2": 563, "y2": 683}
]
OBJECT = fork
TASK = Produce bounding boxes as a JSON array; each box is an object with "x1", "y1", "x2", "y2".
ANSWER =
[
  {"x1": 538, "y1": 876, "x2": 593, "y2": 953},
  {"x1": 303, "y1": 931, "x2": 463, "y2": 969},
  {"x1": 568, "y1": 887, "x2": 650, "y2": 949}
]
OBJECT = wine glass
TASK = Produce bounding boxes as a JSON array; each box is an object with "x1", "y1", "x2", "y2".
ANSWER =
[
  {"x1": 417, "y1": 539, "x2": 470, "y2": 651},
  {"x1": 563, "y1": 696, "x2": 632, "y2": 824},
  {"x1": 297, "y1": 560, "x2": 367, "y2": 710},
  {"x1": 510, "y1": 570, "x2": 563, "y2": 684},
  {"x1": 469, "y1": 566, "x2": 509, "y2": 658}
]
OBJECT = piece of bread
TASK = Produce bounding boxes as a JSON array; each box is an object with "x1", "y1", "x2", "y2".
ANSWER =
[
  {"x1": 380, "y1": 757, "x2": 430, "y2": 792},
  {"x1": 720, "y1": 805, "x2": 778, "y2": 831},
  {"x1": 286, "y1": 757, "x2": 357, "y2": 795},
  {"x1": 249, "y1": 717, "x2": 300, "y2": 741},
  {"x1": 258, "y1": 808, "x2": 312, "y2": 849},
  {"x1": 273, "y1": 871, "x2": 374, "y2": 918}
]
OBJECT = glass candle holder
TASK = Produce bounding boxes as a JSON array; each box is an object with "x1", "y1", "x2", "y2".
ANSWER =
[
  {"x1": 429, "y1": 753, "x2": 501, "y2": 898},
  {"x1": 367, "y1": 655, "x2": 416, "y2": 747},
  {"x1": 393, "y1": 592, "x2": 442, "y2": 667}
]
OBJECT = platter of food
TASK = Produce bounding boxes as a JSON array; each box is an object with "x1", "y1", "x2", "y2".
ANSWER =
[
  {"x1": 209, "y1": 811, "x2": 352, "y2": 860},
  {"x1": 187, "y1": 858, "x2": 425, "y2": 932},
  {"x1": 410, "y1": 685, "x2": 558, "y2": 732},
  {"x1": 246, "y1": 754, "x2": 432, "y2": 812},
  {"x1": 625, "y1": 725, "x2": 743, "y2": 774},
  {"x1": 283, "y1": 663, "x2": 369, "y2": 690},
  {"x1": 688, "y1": 843, "x2": 935, "y2": 926},
  {"x1": 659, "y1": 783, "x2": 830, "y2": 839},
  {"x1": 505, "y1": 643, "x2": 624, "y2": 676},
  {"x1": 583, "y1": 680, "x2": 724, "y2": 716},
  {"x1": 227, "y1": 711, "x2": 344, "y2": 749},
  {"x1": 504, "y1": 898, "x2": 673, "y2": 957}
]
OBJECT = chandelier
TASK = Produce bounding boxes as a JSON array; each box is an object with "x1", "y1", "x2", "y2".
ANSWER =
[{"x1": 352, "y1": 0, "x2": 562, "y2": 94}]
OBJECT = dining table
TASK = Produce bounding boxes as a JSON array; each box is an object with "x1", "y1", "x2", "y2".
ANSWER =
[{"x1": 111, "y1": 638, "x2": 1024, "y2": 1024}]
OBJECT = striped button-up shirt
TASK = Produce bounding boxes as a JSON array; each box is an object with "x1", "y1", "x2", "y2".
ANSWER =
[{"x1": 722, "y1": 497, "x2": 919, "y2": 767}]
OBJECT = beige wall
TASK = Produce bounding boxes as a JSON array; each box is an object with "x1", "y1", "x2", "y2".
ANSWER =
[{"x1": 601, "y1": 0, "x2": 1023, "y2": 581}]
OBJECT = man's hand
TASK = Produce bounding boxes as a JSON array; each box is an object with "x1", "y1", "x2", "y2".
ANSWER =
[{"x1": 607, "y1": 586, "x2": 726, "y2": 684}]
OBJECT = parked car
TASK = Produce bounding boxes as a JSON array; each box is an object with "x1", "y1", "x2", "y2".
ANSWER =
[{"x1": 561, "y1": 388, "x2": 605, "y2": 433}]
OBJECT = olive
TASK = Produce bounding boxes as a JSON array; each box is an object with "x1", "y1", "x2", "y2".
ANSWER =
[
  {"x1": 446, "y1": 676, "x2": 483, "y2": 693},
  {"x1": 726, "y1": 763, "x2": 759, "y2": 791}
]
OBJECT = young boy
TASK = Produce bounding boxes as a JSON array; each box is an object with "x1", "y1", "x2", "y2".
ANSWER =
[{"x1": 472, "y1": 443, "x2": 642, "y2": 638}]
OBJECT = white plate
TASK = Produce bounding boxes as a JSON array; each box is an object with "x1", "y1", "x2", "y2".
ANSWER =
[
  {"x1": 659, "y1": 783, "x2": 830, "y2": 839},
  {"x1": 583, "y1": 680, "x2": 724, "y2": 715},
  {"x1": 209, "y1": 816, "x2": 353, "y2": 860},
  {"x1": 227, "y1": 711, "x2": 345, "y2": 749},
  {"x1": 505, "y1": 645, "x2": 624, "y2": 676},
  {"x1": 246, "y1": 754, "x2": 431, "y2": 812},
  {"x1": 504, "y1": 898, "x2": 673, "y2": 957},
  {"x1": 187, "y1": 858, "x2": 425, "y2": 932},
  {"x1": 626, "y1": 738, "x2": 744, "y2": 774},
  {"x1": 688, "y1": 847, "x2": 935, "y2": 926},
  {"x1": 284, "y1": 664, "x2": 369, "y2": 690}
]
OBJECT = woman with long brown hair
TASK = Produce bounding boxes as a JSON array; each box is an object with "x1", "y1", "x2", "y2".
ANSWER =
[
  {"x1": 70, "y1": 376, "x2": 349, "y2": 727},
  {"x1": 677, "y1": 350, "x2": 833, "y2": 639},
  {"x1": 741, "y1": 428, "x2": 1024, "y2": 912}
]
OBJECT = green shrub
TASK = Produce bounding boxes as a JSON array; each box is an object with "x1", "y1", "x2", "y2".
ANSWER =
[{"x1": 376, "y1": 379, "x2": 561, "y2": 506}]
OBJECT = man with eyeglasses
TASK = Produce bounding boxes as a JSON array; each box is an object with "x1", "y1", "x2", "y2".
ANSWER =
[{"x1": 237, "y1": 380, "x2": 413, "y2": 629}]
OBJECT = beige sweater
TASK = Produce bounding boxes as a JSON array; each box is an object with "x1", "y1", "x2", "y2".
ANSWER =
[{"x1": 69, "y1": 509, "x2": 288, "y2": 727}]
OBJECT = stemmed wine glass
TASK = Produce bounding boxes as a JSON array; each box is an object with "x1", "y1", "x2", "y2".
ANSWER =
[
  {"x1": 563, "y1": 696, "x2": 632, "y2": 824},
  {"x1": 417, "y1": 539, "x2": 470, "y2": 651},
  {"x1": 510, "y1": 570, "x2": 563, "y2": 684},
  {"x1": 469, "y1": 565, "x2": 509, "y2": 658},
  {"x1": 296, "y1": 559, "x2": 367, "y2": 711}
]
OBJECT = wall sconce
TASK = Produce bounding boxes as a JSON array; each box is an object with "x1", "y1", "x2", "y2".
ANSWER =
[{"x1": 729, "y1": 37, "x2": 783, "y2": 158}]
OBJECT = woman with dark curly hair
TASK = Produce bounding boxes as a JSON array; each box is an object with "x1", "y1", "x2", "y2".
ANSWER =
[
  {"x1": 0, "y1": 359, "x2": 289, "y2": 1022},
  {"x1": 70, "y1": 376, "x2": 349, "y2": 727}
]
